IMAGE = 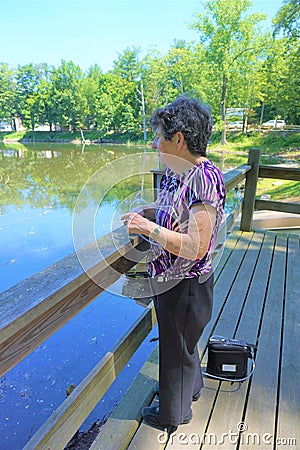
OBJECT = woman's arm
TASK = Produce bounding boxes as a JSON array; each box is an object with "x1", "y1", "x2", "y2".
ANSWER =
[{"x1": 121, "y1": 203, "x2": 216, "y2": 261}]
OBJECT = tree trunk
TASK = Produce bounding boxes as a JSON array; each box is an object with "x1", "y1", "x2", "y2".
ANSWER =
[
  {"x1": 12, "y1": 117, "x2": 17, "y2": 132},
  {"x1": 243, "y1": 115, "x2": 248, "y2": 133},
  {"x1": 31, "y1": 112, "x2": 35, "y2": 131},
  {"x1": 259, "y1": 101, "x2": 264, "y2": 127},
  {"x1": 221, "y1": 74, "x2": 228, "y2": 145}
]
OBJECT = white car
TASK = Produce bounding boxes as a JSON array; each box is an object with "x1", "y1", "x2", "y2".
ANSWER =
[
  {"x1": 261, "y1": 119, "x2": 286, "y2": 130},
  {"x1": 226, "y1": 121, "x2": 243, "y2": 130}
]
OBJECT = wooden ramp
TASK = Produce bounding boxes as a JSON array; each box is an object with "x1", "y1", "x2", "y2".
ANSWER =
[{"x1": 91, "y1": 229, "x2": 299, "y2": 450}]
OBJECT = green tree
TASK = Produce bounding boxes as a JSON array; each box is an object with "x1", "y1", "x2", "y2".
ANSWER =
[
  {"x1": 281, "y1": 39, "x2": 300, "y2": 124},
  {"x1": 271, "y1": 0, "x2": 300, "y2": 124},
  {"x1": 34, "y1": 63, "x2": 57, "y2": 130},
  {"x1": 260, "y1": 36, "x2": 300, "y2": 125},
  {"x1": 224, "y1": 31, "x2": 268, "y2": 128},
  {"x1": 273, "y1": 0, "x2": 300, "y2": 38},
  {"x1": 95, "y1": 72, "x2": 139, "y2": 132},
  {"x1": 112, "y1": 47, "x2": 144, "y2": 131},
  {"x1": 142, "y1": 41, "x2": 209, "y2": 120},
  {"x1": 94, "y1": 75, "x2": 115, "y2": 132},
  {"x1": 165, "y1": 41, "x2": 207, "y2": 100},
  {"x1": 0, "y1": 63, "x2": 15, "y2": 126},
  {"x1": 192, "y1": 0, "x2": 266, "y2": 143},
  {"x1": 82, "y1": 64, "x2": 102, "y2": 130},
  {"x1": 142, "y1": 49, "x2": 170, "y2": 113},
  {"x1": 112, "y1": 47, "x2": 142, "y2": 82},
  {"x1": 49, "y1": 60, "x2": 86, "y2": 131},
  {"x1": 14, "y1": 64, "x2": 41, "y2": 130}
]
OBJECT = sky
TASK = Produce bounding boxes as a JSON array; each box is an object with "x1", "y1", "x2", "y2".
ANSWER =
[{"x1": 2, "y1": 0, "x2": 284, "y2": 72}]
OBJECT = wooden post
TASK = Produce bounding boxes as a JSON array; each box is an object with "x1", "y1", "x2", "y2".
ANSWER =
[
  {"x1": 240, "y1": 148, "x2": 261, "y2": 231},
  {"x1": 151, "y1": 163, "x2": 165, "y2": 200}
]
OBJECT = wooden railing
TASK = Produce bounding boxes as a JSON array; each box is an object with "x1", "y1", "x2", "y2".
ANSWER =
[
  {"x1": 1, "y1": 149, "x2": 299, "y2": 449},
  {"x1": 256, "y1": 165, "x2": 300, "y2": 214},
  {"x1": 240, "y1": 149, "x2": 300, "y2": 231}
]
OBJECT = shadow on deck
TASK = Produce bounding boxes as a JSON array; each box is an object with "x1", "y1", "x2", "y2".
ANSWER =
[{"x1": 91, "y1": 228, "x2": 300, "y2": 450}]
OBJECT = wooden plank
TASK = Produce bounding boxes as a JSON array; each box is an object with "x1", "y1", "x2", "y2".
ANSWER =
[
  {"x1": 255, "y1": 199, "x2": 300, "y2": 215},
  {"x1": 240, "y1": 149, "x2": 261, "y2": 232},
  {"x1": 127, "y1": 397, "x2": 167, "y2": 450},
  {"x1": 23, "y1": 305, "x2": 157, "y2": 450},
  {"x1": 259, "y1": 165, "x2": 300, "y2": 181},
  {"x1": 224, "y1": 164, "x2": 251, "y2": 192},
  {"x1": 0, "y1": 229, "x2": 148, "y2": 377},
  {"x1": 239, "y1": 235, "x2": 287, "y2": 449},
  {"x1": 276, "y1": 237, "x2": 300, "y2": 446},
  {"x1": 0, "y1": 226, "x2": 139, "y2": 327},
  {"x1": 199, "y1": 229, "x2": 255, "y2": 352},
  {"x1": 90, "y1": 346, "x2": 159, "y2": 450},
  {"x1": 222, "y1": 201, "x2": 243, "y2": 235},
  {"x1": 200, "y1": 231, "x2": 276, "y2": 450},
  {"x1": 213, "y1": 228, "x2": 243, "y2": 282},
  {"x1": 211, "y1": 205, "x2": 243, "y2": 280}
]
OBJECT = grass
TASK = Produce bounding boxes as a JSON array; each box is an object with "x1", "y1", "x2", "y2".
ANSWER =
[
  {"x1": 0, "y1": 129, "x2": 148, "y2": 144},
  {"x1": 256, "y1": 178, "x2": 300, "y2": 202},
  {"x1": 209, "y1": 130, "x2": 300, "y2": 155}
]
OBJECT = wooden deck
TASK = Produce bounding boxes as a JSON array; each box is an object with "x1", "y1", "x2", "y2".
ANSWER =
[{"x1": 91, "y1": 228, "x2": 300, "y2": 450}]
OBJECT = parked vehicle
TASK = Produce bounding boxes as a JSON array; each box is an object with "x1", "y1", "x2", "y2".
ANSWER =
[
  {"x1": 226, "y1": 121, "x2": 243, "y2": 130},
  {"x1": 0, "y1": 121, "x2": 12, "y2": 132},
  {"x1": 261, "y1": 119, "x2": 286, "y2": 130}
]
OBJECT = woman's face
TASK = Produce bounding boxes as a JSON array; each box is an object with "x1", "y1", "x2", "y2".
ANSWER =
[{"x1": 152, "y1": 128, "x2": 177, "y2": 166}]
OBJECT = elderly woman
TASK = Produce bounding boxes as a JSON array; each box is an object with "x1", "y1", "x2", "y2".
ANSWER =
[{"x1": 121, "y1": 96, "x2": 226, "y2": 430}]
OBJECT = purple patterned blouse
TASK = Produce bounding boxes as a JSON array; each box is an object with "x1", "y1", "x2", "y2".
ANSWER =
[{"x1": 146, "y1": 160, "x2": 226, "y2": 280}]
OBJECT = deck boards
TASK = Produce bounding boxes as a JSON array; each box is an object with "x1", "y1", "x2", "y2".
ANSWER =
[
  {"x1": 276, "y1": 237, "x2": 300, "y2": 447},
  {"x1": 92, "y1": 229, "x2": 300, "y2": 450},
  {"x1": 239, "y1": 235, "x2": 286, "y2": 449},
  {"x1": 199, "y1": 232, "x2": 272, "y2": 450}
]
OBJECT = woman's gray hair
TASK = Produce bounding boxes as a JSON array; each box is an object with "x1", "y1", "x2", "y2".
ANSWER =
[{"x1": 150, "y1": 96, "x2": 213, "y2": 156}]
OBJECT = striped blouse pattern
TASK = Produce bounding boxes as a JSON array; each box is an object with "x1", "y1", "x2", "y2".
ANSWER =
[{"x1": 146, "y1": 160, "x2": 226, "y2": 280}]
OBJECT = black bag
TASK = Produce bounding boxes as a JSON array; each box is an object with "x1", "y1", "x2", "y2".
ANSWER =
[{"x1": 206, "y1": 336, "x2": 257, "y2": 382}]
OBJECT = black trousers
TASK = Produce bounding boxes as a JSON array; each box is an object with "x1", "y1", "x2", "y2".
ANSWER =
[{"x1": 151, "y1": 274, "x2": 213, "y2": 426}]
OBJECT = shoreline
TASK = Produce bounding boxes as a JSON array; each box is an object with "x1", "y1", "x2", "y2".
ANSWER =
[
  {"x1": 0, "y1": 130, "x2": 149, "y2": 146},
  {"x1": 1, "y1": 132, "x2": 299, "y2": 161}
]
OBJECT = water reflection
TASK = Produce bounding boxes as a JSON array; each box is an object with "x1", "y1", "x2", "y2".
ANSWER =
[
  {"x1": 0, "y1": 143, "x2": 154, "y2": 292},
  {"x1": 0, "y1": 142, "x2": 148, "y2": 213}
]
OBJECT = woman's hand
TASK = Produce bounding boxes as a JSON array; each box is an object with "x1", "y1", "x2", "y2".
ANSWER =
[
  {"x1": 121, "y1": 204, "x2": 216, "y2": 262},
  {"x1": 121, "y1": 212, "x2": 155, "y2": 237}
]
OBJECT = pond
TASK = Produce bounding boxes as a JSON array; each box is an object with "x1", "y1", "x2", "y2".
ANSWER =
[{"x1": 0, "y1": 141, "x2": 289, "y2": 449}]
